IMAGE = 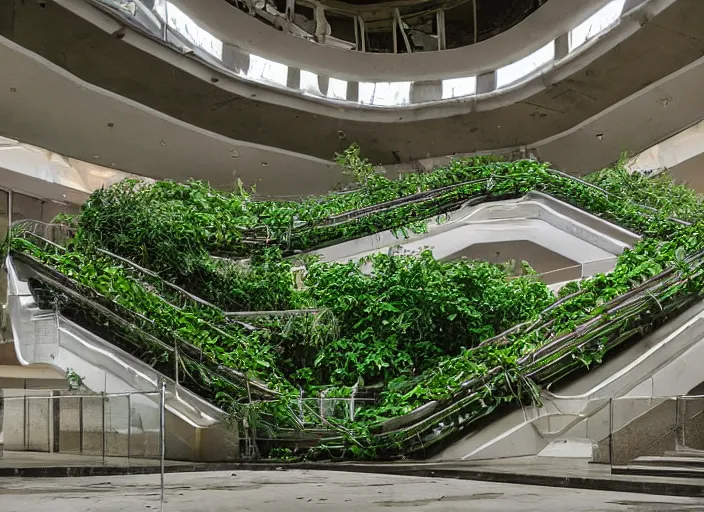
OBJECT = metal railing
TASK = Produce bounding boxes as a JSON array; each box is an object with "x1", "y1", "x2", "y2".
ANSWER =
[
  {"x1": 0, "y1": 384, "x2": 167, "y2": 506},
  {"x1": 6, "y1": 178, "x2": 700, "y2": 460},
  {"x1": 0, "y1": 388, "x2": 164, "y2": 464},
  {"x1": 81, "y1": 0, "x2": 639, "y2": 107}
]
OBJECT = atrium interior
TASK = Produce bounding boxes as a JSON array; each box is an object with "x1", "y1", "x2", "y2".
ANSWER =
[{"x1": 2, "y1": 0, "x2": 704, "y2": 510}]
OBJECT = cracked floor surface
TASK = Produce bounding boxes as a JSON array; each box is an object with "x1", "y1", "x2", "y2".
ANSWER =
[{"x1": 1, "y1": 470, "x2": 703, "y2": 512}]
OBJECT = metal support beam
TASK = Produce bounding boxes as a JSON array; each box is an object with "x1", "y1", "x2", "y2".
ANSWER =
[
  {"x1": 314, "y1": 5, "x2": 327, "y2": 43},
  {"x1": 162, "y1": 0, "x2": 168, "y2": 40},
  {"x1": 285, "y1": 0, "x2": 295, "y2": 20},
  {"x1": 354, "y1": 15, "x2": 359, "y2": 50},
  {"x1": 394, "y1": 8, "x2": 412, "y2": 54},
  {"x1": 358, "y1": 16, "x2": 366, "y2": 52},
  {"x1": 472, "y1": 0, "x2": 478, "y2": 44},
  {"x1": 392, "y1": 16, "x2": 398, "y2": 53},
  {"x1": 285, "y1": 0, "x2": 296, "y2": 33},
  {"x1": 436, "y1": 9, "x2": 446, "y2": 51}
]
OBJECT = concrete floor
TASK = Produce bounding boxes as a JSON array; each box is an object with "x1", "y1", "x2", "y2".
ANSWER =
[
  {"x1": 1, "y1": 470, "x2": 704, "y2": 512},
  {"x1": 0, "y1": 450, "x2": 186, "y2": 469}
]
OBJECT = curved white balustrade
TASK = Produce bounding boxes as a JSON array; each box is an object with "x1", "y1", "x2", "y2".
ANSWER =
[
  {"x1": 435, "y1": 299, "x2": 704, "y2": 461},
  {"x1": 84, "y1": 0, "x2": 656, "y2": 108}
]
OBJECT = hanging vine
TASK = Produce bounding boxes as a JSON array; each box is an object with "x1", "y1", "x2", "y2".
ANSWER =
[{"x1": 7, "y1": 147, "x2": 704, "y2": 460}]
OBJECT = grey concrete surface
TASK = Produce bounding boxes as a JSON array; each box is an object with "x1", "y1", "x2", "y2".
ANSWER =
[
  {"x1": 2, "y1": 452, "x2": 704, "y2": 497},
  {"x1": 1, "y1": 469, "x2": 704, "y2": 512},
  {"x1": 0, "y1": 450, "x2": 176, "y2": 468},
  {"x1": 340, "y1": 456, "x2": 704, "y2": 496}
]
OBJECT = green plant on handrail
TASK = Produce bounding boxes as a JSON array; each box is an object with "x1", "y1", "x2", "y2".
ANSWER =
[{"x1": 7, "y1": 147, "x2": 704, "y2": 460}]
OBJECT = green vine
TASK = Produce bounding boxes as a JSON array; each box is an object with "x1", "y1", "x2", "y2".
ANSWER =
[{"x1": 7, "y1": 150, "x2": 704, "y2": 460}]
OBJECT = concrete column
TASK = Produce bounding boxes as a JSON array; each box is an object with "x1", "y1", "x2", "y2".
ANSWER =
[
  {"x1": 222, "y1": 43, "x2": 250, "y2": 75},
  {"x1": 286, "y1": 67, "x2": 301, "y2": 90},
  {"x1": 317, "y1": 76, "x2": 330, "y2": 97},
  {"x1": 555, "y1": 33, "x2": 569, "y2": 60},
  {"x1": 346, "y1": 81, "x2": 359, "y2": 102},
  {"x1": 0, "y1": 389, "x2": 3, "y2": 458},
  {"x1": 476, "y1": 71, "x2": 496, "y2": 94},
  {"x1": 410, "y1": 81, "x2": 442, "y2": 103}
]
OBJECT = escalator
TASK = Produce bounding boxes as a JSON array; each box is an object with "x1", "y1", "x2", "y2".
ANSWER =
[
  {"x1": 7, "y1": 182, "x2": 704, "y2": 464},
  {"x1": 7, "y1": 235, "x2": 239, "y2": 461}
]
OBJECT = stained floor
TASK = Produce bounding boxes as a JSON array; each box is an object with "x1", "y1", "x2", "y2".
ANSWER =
[{"x1": 1, "y1": 470, "x2": 704, "y2": 512}]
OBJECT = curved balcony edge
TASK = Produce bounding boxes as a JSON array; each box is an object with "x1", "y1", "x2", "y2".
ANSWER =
[
  {"x1": 167, "y1": 0, "x2": 611, "y2": 83},
  {"x1": 54, "y1": 0, "x2": 677, "y2": 122}
]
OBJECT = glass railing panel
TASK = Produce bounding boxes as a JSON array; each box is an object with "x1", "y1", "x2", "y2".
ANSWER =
[
  {"x1": 123, "y1": 392, "x2": 162, "y2": 461},
  {"x1": 57, "y1": 394, "x2": 83, "y2": 454},
  {"x1": 248, "y1": 55, "x2": 289, "y2": 87},
  {"x1": 327, "y1": 78, "x2": 348, "y2": 101},
  {"x1": 676, "y1": 396, "x2": 704, "y2": 453},
  {"x1": 300, "y1": 70, "x2": 322, "y2": 95},
  {"x1": 0, "y1": 389, "x2": 164, "y2": 465},
  {"x1": 359, "y1": 81, "x2": 412, "y2": 106},
  {"x1": 155, "y1": 1, "x2": 224, "y2": 60},
  {"x1": 570, "y1": 0, "x2": 627, "y2": 52},
  {"x1": 87, "y1": 0, "x2": 635, "y2": 106},
  {"x1": 609, "y1": 396, "x2": 677, "y2": 466},
  {"x1": 442, "y1": 77, "x2": 477, "y2": 99},
  {"x1": 496, "y1": 41, "x2": 556, "y2": 89}
]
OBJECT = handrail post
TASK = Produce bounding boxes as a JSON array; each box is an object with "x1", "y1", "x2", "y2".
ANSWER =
[
  {"x1": 159, "y1": 381, "x2": 166, "y2": 510},
  {"x1": 101, "y1": 392, "x2": 106, "y2": 465},
  {"x1": 350, "y1": 381, "x2": 358, "y2": 422},
  {"x1": 127, "y1": 393, "x2": 131, "y2": 463}
]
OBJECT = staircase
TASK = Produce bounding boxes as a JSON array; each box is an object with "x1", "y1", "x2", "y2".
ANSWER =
[
  {"x1": 610, "y1": 396, "x2": 704, "y2": 477},
  {"x1": 5, "y1": 255, "x2": 239, "y2": 462}
]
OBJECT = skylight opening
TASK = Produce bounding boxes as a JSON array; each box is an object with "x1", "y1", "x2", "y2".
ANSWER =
[
  {"x1": 358, "y1": 82, "x2": 411, "y2": 106},
  {"x1": 496, "y1": 42, "x2": 555, "y2": 88},
  {"x1": 569, "y1": 0, "x2": 627, "y2": 52},
  {"x1": 442, "y1": 77, "x2": 477, "y2": 99}
]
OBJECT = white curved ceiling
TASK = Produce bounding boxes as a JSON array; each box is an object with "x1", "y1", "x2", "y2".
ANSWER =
[{"x1": 169, "y1": 0, "x2": 612, "y2": 81}]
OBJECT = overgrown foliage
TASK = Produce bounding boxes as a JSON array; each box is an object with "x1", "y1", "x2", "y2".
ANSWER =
[{"x1": 8, "y1": 146, "x2": 704, "y2": 460}]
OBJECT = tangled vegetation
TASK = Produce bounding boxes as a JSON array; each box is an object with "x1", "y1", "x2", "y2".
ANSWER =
[{"x1": 7, "y1": 146, "x2": 704, "y2": 460}]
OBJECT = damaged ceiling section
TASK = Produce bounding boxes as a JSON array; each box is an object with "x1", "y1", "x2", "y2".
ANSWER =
[{"x1": 224, "y1": 0, "x2": 549, "y2": 53}]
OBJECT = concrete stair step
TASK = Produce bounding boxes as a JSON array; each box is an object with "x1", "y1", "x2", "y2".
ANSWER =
[
  {"x1": 664, "y1": 448, "x2": 704, "y2": 457},
  {"x1": 632, "y1": 455, "x2": 704, "y2": 468},
  {"x1": 613, "y1": 464, "x2": 704, "y2": 478}
]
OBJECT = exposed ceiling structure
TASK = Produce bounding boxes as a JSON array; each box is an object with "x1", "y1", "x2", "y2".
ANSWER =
[
  {"x1": 220, "y1": 0, "x2": 548, "y2": 53},
  {"x1": 1, "y1": 0, "x2": 704, "y2": 197}
]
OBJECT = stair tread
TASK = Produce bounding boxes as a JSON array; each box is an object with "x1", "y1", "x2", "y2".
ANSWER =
[
  {"x1": 634, "y1": 456, "x2": 704, "y2": 464},
  {"x1": 664, "y1": 449, "x2": 704, "y2": 457},
  {"x1": 617, "y1": 465, "x2": 704, "y2": 477}
]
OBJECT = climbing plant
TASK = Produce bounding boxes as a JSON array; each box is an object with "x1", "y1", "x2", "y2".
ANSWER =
[{"x1": 8, "y1": 146, "x2": 704, "y2": 460}]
